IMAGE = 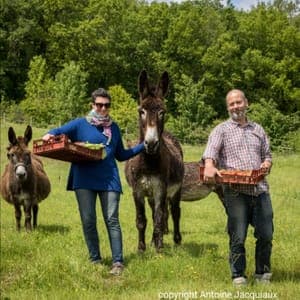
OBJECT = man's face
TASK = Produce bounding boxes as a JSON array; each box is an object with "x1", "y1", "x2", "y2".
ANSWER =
[{"x1": 226, "y1": 91, "x2": 248, "y2": 121}]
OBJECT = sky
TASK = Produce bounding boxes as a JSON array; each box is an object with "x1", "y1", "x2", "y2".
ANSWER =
[
  {"x1": 225, "y1": 0, "x2": 267, "y2": 10},
  {"x1": 153, "y1": 0, "x2": 274, "y2": 11}
]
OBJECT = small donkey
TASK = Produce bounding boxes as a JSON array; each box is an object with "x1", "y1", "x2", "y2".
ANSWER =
[{"x1": 0, "y1": 125, "x2": 51, "y2": 231}]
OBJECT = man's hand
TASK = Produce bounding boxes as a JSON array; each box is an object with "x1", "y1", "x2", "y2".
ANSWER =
[
  {"x1": 204, "y1": 159, "x2": 222, "y2": 183},
  {"x1": 260, "y1": 160, "x2": 272, "y2": 175}
]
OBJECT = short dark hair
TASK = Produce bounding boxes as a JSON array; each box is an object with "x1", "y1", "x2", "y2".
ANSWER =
[{"x1": 91, "y1": 88, "x2": 111, "y2": 102}]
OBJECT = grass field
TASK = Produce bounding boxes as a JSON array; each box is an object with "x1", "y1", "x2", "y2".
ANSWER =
[{"x1": 1, "y1": 122, "x2": 299, "y2": 300}]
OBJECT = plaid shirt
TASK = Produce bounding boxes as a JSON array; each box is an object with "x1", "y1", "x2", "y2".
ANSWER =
[{"x1": 203, "y1": 119, "x2": 272, "y2": 196}]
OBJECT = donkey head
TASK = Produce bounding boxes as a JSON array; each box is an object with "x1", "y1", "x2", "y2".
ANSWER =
[
  {"x1": 7, "y1": 125, "x2": 33, "y2": 181},
  {"x1": 138, "y1": 70, "x2": 169, "y2": 154}
]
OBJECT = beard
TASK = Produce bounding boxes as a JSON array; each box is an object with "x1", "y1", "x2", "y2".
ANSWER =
[{"x1": 229, "y1": 108, "x2": 247, "y2": 121}]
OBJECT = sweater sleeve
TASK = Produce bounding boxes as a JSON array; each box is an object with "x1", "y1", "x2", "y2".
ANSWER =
[
  {"x1": 47, "y1": 119, "x2": 79, "y2": 141},
  {"x1": 115, "y1": 137, "x2": 144, "y2": 161},
  {"x1": 110, "y1": 123, "x2": 144, "y2": 161}
]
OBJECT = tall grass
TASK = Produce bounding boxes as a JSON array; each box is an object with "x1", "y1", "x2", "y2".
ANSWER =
[{"x1": 1, "y1": 123, "x2": 299, "y2": 300}]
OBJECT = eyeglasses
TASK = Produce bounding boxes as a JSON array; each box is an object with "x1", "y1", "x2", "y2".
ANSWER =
[{"x1": 94, "y1": 102, "x2": 111, "y2": 108}]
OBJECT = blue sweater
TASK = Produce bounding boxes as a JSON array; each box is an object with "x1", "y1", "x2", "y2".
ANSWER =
[{"x1": 48, "y1": 117, "x2": 144, "y2": 193}]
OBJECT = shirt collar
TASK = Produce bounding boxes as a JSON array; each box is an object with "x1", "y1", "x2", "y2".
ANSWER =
[{"x1": 228, "y1": 118, "x2": 255, "y2": 128}]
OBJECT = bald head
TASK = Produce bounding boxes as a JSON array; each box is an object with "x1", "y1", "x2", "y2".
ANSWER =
[
  {"x1": 226, "y1": 89, "x2": 247, "y2": 102},
  {"x1": 226, "y1": 89, "x2": 248, "y2": 124}
]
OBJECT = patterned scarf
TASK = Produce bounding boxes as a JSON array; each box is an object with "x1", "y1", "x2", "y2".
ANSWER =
[{"x1": 86, "y1": 109, "x2": 112, "y2": 145}]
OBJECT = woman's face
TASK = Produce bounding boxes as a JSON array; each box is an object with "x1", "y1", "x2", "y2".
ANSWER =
[{"x1": 93, "y1": 96, "x2": 111, "y2": 117}]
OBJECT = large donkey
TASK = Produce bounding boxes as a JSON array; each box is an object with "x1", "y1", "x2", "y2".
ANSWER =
[
  {"x1": 125, "y1": 70, "x2": 184, "y2": 252},
  {"x1": 0, "y1": 125, "x2": 51, "y2": 231}
]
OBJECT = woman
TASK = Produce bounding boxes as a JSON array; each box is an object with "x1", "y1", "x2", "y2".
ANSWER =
[{"x1": 43, "y1": 88, "x2": 144, "y2": 275}]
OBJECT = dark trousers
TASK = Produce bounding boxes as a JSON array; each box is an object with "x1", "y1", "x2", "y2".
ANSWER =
[{"x1": 223, "y1": 186, "x2": 274, "y2": 278}]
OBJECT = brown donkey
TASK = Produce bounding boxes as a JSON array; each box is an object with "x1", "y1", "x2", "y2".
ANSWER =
[
  {"x1": 0, "y1": 125, "x2": 51, "y2": 231},
  {"x1": 125, "y1": 70, "x2": 184, "y2": 252}
]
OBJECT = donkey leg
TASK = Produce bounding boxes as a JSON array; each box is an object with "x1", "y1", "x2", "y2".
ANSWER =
[
  {"x1": 32, "y1": 204, "x2": 39, "y2": 229},
  {"x1": 170, "y1": 191, "x2": 182, "y2": 245},
  {"x1": 134, "y1": 193, "x2": 147, "y2": 252},
  {"x1": 162, "y1": 200, "x2": 169, "y2": 234},
  {"x1": 23, "y1": 202, "x2": 32, "y2": 231},
  {"x1": 14, "y1": 204, "x2": 22, "y2": 231},
  {"x1": 148, "y1": 198, "x2": 156, "y2": 246},
  {"x1": 153, "y1": 198, "x2": 166, "y2": 252}
]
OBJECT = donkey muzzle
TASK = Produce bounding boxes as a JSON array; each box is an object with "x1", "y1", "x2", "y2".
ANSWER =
[
  {"x1": 15, "y1": 163, "x2": 27, "y2": 180},
  {"x1": 144, "y1": 139, "x2": 159, "y2": 154}
]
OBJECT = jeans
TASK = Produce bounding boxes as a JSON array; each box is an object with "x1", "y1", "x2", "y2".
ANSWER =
[
  {"x1": 223, "y1": 186, "x2": 274, "y2": 278},
  {"x1": 75, "y1": 189, "x2": 123, "y2": 264}
]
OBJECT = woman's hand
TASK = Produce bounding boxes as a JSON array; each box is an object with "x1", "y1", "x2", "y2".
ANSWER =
[{"x1": 42, "y1": 133, "x2": 54, "y2": 141}]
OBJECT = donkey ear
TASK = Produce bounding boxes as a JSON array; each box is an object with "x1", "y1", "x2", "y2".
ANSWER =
[
  {"x1": 156, "y1": 71, "x2": 169, "y2": 98},
  {"x1": 24, "y1": 125, "x2": 32, "y2": 145},
  {"x1": 138, "y1": 70, "x2": 150, "y2": 101},
  {"x1": 8, "y1": 127, "x2": 18, "y2": 145}
]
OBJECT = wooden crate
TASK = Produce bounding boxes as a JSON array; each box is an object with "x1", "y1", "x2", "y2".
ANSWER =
[
  {"x1": 199, "y1": 166, "x2": 266, "y2": 185},
  {"x1": 33, "y1": 135, "x2": 104, "y2": 163}
]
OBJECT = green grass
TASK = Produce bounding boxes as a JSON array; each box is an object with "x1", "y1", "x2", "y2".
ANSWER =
[{"x1": 1, "y1": 122, "x2": 300, "y2": 300}]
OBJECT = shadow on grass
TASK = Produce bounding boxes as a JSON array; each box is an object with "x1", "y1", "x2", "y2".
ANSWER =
[
  {"x1": 273, "y1": 268, "x2": 300, "y2": 282},
  {"x1": 182, "y1": 242, "x2": 219, "y2": 257},
  {"x1": 36, "y1": 224, "x2": 70, "y2": 234},
  {"x1": 124, "y1": 241, "x2": 219, "y2": 265}
]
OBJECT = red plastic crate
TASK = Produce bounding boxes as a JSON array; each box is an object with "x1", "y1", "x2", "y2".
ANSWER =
[
  {"x1": 199, "y1": 166, "x2": 266, "y2": 185},
  {"x1": 33, "y1": 135, "x2": 104, "y2": 163}
]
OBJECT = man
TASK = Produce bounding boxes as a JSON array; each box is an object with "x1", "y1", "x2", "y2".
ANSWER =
[{"x1": 202, "y1": 89, "x2": 273, "y2": 286}]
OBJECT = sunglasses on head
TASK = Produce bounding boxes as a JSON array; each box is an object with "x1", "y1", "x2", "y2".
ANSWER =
[{"x1": 94, "y1": 102, "x2": 111, "y2": 108}]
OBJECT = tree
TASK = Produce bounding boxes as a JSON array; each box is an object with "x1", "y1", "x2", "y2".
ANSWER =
[
  {"x1": 248, "y1": 99, "x2": 300, "y2": 151},
  {"x1": 52, "y1": 61, "x2": 89, "y2": 124},
  {"x1": 108, "y1": 85, "x2": 138, "y2": 140},
  {"x1": 20, "y1": 56, "x2": 55, "y2": 126},
  {"x1": 167, "y1": 74, "x2": 217, "y2": 144},
  {"x1": 0, "y1": 0, "x2": 46, "y2": 101},
  {"x1": 20, "y1": 57, "x2": 88, "y2": 126},
  {"x1": 200, "y1": 32, "x2": 241, "y2": 117}
]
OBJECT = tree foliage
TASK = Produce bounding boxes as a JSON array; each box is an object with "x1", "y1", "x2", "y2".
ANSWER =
[
  {"x1": 248, "y1": 99, "x2": 300, "y2": 151},
  {"x1": 1, "y1": 0, "x2": 299, "y2": 150},
  {"x1": 20, "y1": 56, "x2": 88, "y2": 126},
  {"x1": 108, "y1": 85, "x2": 139, "y2": 140},
  {"x1": 166, "y1": 74, "x2": 217, "y2": 144}
]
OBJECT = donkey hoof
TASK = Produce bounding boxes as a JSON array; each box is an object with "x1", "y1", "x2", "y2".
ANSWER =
[
  {"x1": 138, "y1": 242, "x2": 146, "y2": 252},
  {"x1": 25, "y1": 224, "x2": 32, "y2": 232},
  {"x1": 174, "y1": 234, "x2": 182, "y2": 245},
  {"x1": 156, "y1": 245, "x2": 164, "y2": 253}
]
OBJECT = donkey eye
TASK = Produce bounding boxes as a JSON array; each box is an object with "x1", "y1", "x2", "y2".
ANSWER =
[
  {"x1": 158, "y1": 110, "x2": 165, "y2": 119},
  {"x1": 24, "y1": 153, "x2": 31, "y2": 164},
  {"x1": 139, "y1": 109, "x2": 146, "y2": 120},
  {"x1": 8, "y1": 152, "x2": 18, "y2": 163}
]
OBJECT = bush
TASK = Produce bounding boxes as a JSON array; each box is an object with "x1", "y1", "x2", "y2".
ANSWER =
[
  {"x1": 108, "y1": 85, "x2": 139, "y2": 140},
  {"x1": 248, "y1": 99, "x2": 300, "y2": 152}
]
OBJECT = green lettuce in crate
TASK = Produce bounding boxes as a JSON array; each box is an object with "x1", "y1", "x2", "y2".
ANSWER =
[{"x1": 75, "y1": 142, "x2": 106, "y2": 159}]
